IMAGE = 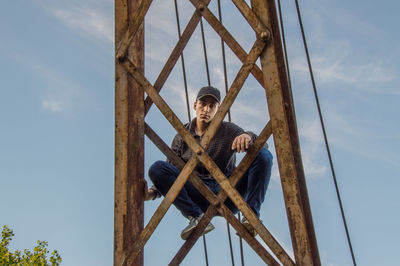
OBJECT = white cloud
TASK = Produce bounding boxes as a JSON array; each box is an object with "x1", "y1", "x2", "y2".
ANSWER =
[
  {"x1": 287, "y1": 0, "x2": 397, "y2": 95},
  {"x1": 5, "y1": 49, "x2": 89, "y2": 113},
  {"x1": 52, "y1": 8, "x2": 113, "y2": 43},
  {"x1": 35, "y1": 0, "x2": 113, "y2": 45},
  {"x1": 231, "y1": 100, "x2": 269, "y2": 130},
  {"x1": 31, "y1": 63, "x2": 91, "y2": 113},
  {"x1": 309, "y1": 0, "x2": 384, "y2": 41},
  {"x1": 41, "y1": 99, "x2": 64, "y2": 112},
  {"x1": 290, "y1": 41, "x2": 396, "y2": 92}
]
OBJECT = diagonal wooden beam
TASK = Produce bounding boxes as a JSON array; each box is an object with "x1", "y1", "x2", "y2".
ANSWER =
[
  {"x1": 144, "y1": 123, "x2": 281, "y2": 265},
  {"x1": 142, "y1": 0, "x2": 212, "y2": 116},
  {"x1": 121, "y1": 154, "x2": 199, "y2": 266},
  {"x1": 189, "y1": 0, "x2": 266, "y2": 89},
  {"x1": 232, "y1": 0, "x2": 271, "y2": 38}
]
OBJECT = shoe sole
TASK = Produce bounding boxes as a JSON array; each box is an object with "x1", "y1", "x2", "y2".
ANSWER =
[
  {"x1": 181, "y1": 224, "x2": 215, "y2": 240},
  {"x1": 236, "y1": 220, "x2": 257, "y2": 237}
]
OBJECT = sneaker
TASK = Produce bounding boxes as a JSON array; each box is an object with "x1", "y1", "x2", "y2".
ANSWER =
[
  {"x1": 181, "y1": 213, "x2": 215, "y2": 240},
  {"x1": 241, "y1": 217, "x2": 257, "y2": 237}
]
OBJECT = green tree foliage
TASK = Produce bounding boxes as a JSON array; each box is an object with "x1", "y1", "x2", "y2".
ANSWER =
[{"x1": 0, "y1": 225, "x2": 62, "y2": 266}]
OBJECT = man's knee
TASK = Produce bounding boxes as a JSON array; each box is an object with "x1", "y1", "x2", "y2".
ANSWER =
[
  {"x1": 256, "y1": 148, "x2": 273, "y2": 169},
  {"x1": 148, "y1": 160, "x2": 168, "y2": 184}
]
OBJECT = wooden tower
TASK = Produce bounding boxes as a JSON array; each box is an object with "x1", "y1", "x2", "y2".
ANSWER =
[{"x1": 114, "y1": 0, "x2": 321, "y2": 265}]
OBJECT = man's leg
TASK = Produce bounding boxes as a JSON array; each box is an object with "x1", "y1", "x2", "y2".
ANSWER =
[
  {"x1": 225, "y1": 147, "x2": 273, "y2": 217},
  {"x1": 148, "y1": 160, "x2": 215, "y2": 239},
  {"x1": 242, "y1": 147, "x2": 272, "y2": 217},
  {"x1": 148, "y1": 160, "x2": 203, "y2": 218}
]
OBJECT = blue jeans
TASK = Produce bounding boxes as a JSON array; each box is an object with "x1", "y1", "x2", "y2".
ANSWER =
[{"x1": 148, "y1": 148, "x2": 272, "y2": 218}]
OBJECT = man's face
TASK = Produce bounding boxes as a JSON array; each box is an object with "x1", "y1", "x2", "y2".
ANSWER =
[{"x1": 194, "y1": 96, "x2": 219, "y2": 123}]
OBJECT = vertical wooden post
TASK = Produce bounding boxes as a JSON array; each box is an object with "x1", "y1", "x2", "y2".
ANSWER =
[
  {"x1": 115, "y1": 0, "x2": 145, "y2": 265},
  {"x1": 251, "y1": 0, "x2": 320, "y2": 265}
]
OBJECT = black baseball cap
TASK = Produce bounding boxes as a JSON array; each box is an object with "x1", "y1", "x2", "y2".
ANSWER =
[{"x1": 196, "y1": 86, "x2": 221, "y2": 103}]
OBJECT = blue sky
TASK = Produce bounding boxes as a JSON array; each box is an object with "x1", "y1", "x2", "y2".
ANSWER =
[{"x1": 1, "y1": 0, "x2": 399, "y2": 265}]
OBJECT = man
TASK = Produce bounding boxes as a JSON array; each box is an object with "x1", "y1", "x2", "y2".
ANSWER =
[{"x1": 148, "y1": 86, "x2": 272, "y2": 240}]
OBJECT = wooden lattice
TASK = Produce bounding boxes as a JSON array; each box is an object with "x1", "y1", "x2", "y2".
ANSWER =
[{"x1": 114, "y1": 0, "x2": 321, "y2": 265}]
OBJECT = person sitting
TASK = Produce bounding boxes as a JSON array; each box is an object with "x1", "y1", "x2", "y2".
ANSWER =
[{"x1": 147, "y1": 86, "x2": 272, "y2": 239}]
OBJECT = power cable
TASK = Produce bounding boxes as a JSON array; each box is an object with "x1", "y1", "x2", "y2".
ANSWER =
[
  {"x1": 174, "y1": 0, "x2": 191, "y2": 122},
  {"x1": 200, "y1": 18, "x2": 211, "y2": 86},
  {"x1": 238, "y1": 213, "x2": 245, "y2": 266},
  {"x1": 293, "y1": 1, "x2": 357, "y2": 265},
  {"x1": 217, "y1": 0, "x2": 232, "y2": 122}
]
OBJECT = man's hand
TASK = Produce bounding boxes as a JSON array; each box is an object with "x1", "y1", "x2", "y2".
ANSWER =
[
  {"x1": 145, "y1": 186, "x2": 161, "y2": 201},
  {"x1": 232, "y1": 133, "x2": 252, "y2": 153}
]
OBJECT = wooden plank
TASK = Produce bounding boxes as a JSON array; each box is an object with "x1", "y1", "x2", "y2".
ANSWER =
[
  {"x1": 251, "y1": 0, "x2": 318, "y2": 264},
  {"x1": 114, "y1": 0, "x2": 145, "y2": 265},
  {"x1": 114, "y1": 1, "x2": 128, "y2": 263}
]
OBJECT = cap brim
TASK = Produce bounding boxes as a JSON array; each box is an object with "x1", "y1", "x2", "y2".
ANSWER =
[{"x1": 197, "y1": 94, "x2": 220, "y2": 103}]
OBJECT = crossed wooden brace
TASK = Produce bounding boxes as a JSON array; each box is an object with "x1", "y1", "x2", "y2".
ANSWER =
[
  {"x1": 119, "y1": 44, "x2": 294, "y2": 266},
  {"x1": 116, "y1": 0, "x2": 295, "y2": 265}
]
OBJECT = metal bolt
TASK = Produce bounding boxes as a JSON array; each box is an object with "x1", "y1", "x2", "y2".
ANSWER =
[
  {"x1": 117, "y1": 53, "x2": 126, "y2": 63},
  {"x1": 198, "y1": 4, "x2": 205, "y2": 12},
  {"x1": 261, "y1": 31, "x2": 269, "y2": 42}
]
